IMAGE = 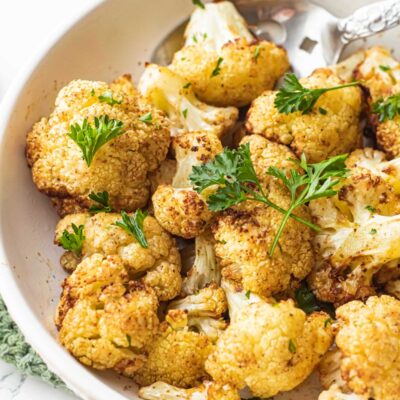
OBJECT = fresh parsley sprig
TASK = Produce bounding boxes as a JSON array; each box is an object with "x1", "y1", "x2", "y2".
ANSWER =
[
  {"x1": 295, "y1": 283, "x2": 335, "y2": 317},
  {"x1": 98, "y1": 90, "x2": 123, "y2": 105},
  {"x1": 275, "y1": 73, "x2": 359, "y2": 115},
  {"x1": 69, "y1": 115, "x2": 124, "y2": 166},
  {"x1": 190, "y1": 144, "x2": 348, "y2": 255},
  {"x1": 267, "y1": 153, "x2": 348, "y2": 254},
  {"x1": 211, "y1": 57, "x2": 223, "y2": 78},
  {"x1": 60, "y1": 224, "x2": 85, "y2": 255},
  {"x1": 114, "y1": 210, "x2": 148, "y2": 248},
  {"x1": 372, "y1": 94, "x2": 400, "y2": 122},
  {"x1": 89, "y1": 191, "x2": 112, "y2": 214},
  {"x1": 192, "y1": 0, "x2": 205, "y2": 9}
]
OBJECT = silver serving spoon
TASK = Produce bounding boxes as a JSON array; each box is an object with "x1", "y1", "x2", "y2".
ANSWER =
[{"x1": 152, "y1": 0, "x2": 400, "y2": 77}]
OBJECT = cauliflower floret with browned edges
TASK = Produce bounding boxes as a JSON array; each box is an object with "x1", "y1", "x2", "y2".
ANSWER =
[
  {"x1": 55, "y1": 212, "x2": 181, "y2": 300},
  {"x1": 133, "y1": 310, "x2": 217, "y2": 389},
  {"x1": 170, "y1": 1, "x2": 289, "y2": 107},
  {"x1": 246, "y1": 68, "x2": 363, "y2": 163},
  {"x1": 355, "y1": 46, "x2": 400, "y2": 158},
  {"x1": 206, "y1": 280, "x2": 334, "y2": 398},
  {"x1": 139, "y1": 381, "x2": 240, "y2": 400},
  {"x1": 57, "y1": 254, "x2": 159, "y2": 376},
  {"x1": 212, "y1": 135, "x2": 314, "y2": 297},
  {"x1": 138, "y1": 65, "x2": 238, "y2": 137},
  {"x1": 152, "y1": 131, "x2": 222, "y2": 239},
  {"x1": 309, "y1": 148, "x2": 400, "y2": 305},
  {"x1": 26, "y1": 75, "x2": 170, "y2": 216},
  {"x1": 319, "y1": 296, "x2": 400, "y2": 400}
]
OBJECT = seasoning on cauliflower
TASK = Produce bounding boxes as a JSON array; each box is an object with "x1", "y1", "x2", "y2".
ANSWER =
[
  {"x1": 182, "y1": 232, "x2": 220, "y2": 295},
  {"x1": 26, "y1": 75, "x2": 170, "y2": 216},
  {"x1": 170, "y1": 1, "x2": 289, "y2": 107},
  {"x1": 138, "y1": 64, "x2": 238, "y2": 137},
  {"x1": 55, "y1": 212, "x2": 181, "y2": 301},
  {"x1": 309, "y1": 148, "x2": 400, "y2": 305},
  {"x1": 319, "y1": 295, "x2": 400, "y2": 400},
  {"x1": 355, "y1": 46, "x2": 400, "y2": 158},
  {"x1": 139, "y1": 381, "x2": 240, "y2": 400},
  {"x1": 57, "y1": 254, "x2": 159, "y2": 376},
  {"x1": 133, "y1": 309, "x2": 215, "y2": 389},
  {"x1": 206, "y1": 280, "x2": 334, "y2": 398},
  {"x1": 212, "y1": 135, "x2": 314, "y2": 297},
  {"x1": 152, "y1": 131, "x2": 222, "y2": 239},
  {"x1": 246, "y1": 68, "x2": 363, "y2": 163}
]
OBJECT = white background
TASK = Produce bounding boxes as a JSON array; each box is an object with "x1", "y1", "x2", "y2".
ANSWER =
[{"x1": 0, "y1": 2, "x2": 98, "y2": 398}]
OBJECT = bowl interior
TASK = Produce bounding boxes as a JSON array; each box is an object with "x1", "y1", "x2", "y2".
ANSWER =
[{"x1": 1, "y1": 0, "x2": 400, "y2": 399}]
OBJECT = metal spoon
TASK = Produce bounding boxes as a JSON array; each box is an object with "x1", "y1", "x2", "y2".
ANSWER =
[{"x1": 151, "y1": 0, "x2": 400, "y2": 77}]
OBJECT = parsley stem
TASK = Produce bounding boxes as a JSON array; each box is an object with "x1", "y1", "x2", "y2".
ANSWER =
[{"x1": 269, "y1": 205, "x2": 295, "y2": 256}]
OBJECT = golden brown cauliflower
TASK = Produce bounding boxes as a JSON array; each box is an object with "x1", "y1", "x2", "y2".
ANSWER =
[
  {"x1": 319, "y1": 296, "x2": 400, "y2": 400},
  {"x1": 139, "y1": 381, "x2": 240, "y2": 400},
  {"x1": 55, "y1": 212, "x2": 181, "y2": 301},
  {"x1": 26, "y1": 75, "x2": 170, "y2": 216},
  {"x1": 212, "y1": 136, "x2": 314, "y2": 297},
  {"x1": 152, "y1": 131, "x2": 222, "y2": 239},
  {"x1": 246, "y1": 68, "x2": 363, "y2": 163},
  {"x1": 170, "y1": 1, "x2": 289, "y2": 107},
  {"x1": 138, "y1": 64, "x2": 238, "y2": 137},
  {"x1": 57, "y1": 254, "x2": 159, "y2": 376},
  {"x1": 355, "y1": 46, "x2": 400, "y2": 158},
  {"x1": 309, "y1": 148, "x2": 400, "y2": 305},
  {"x1": 133, "y1": 310, "x2": 215, "y2": 389},
  {"x1": 206, "y1": 281, "x2": 334, "y2": 398}
]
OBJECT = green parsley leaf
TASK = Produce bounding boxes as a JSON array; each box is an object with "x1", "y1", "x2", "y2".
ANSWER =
[
  {"x1": 90, "y1": 88, "x2": 95, "y2": 96},
  {"x1": 211, "y1": 57, "x2": 224, "y2": 78},
  {"x1": 60, "y1": 224, "x2": 85, "y2": 255},
  {"x1": 254, "y1": 45, "x2": 261, "y2": 61},
  {"x1": 88, "y1": 191, "x2": 112, "y2": 214},
  {"x1": 192, "y1": 0, "x2": 205, "y2": 9},
  {"x1": 182, "y1": 108, "x2": 188, "y2": 119},
  {"x1": 203, "y1": 33, "x2": 208, "y2": 40},
  {"x1": 245, "y1": 290, "x2": 251, "y2": 299},
  {"x1": 139, "y1": 112, "x2": 153, "y2": 124},
  {"x1": 69, "y1": 115, "x2": 124, "y2": 166},
  {"x1": 114, "y1": 210, "x2": 148, "y2": 248},
  {"x1": 366, "y1": 205, "x2": 376, "y2": 213},
  {"x1": 192, "y1": 34, "x2": 198, "y2": 43},
  {"x1": 295, "y1": 283, "x2": 335, "y2": 317},
  {"x1": 183, "y1": 82, "x2": 192, "y2": 89},
  {"x1": 324, "y1": 318, "x2": 333, "y2": 328},
  {"x1": 372, "y1": 94, "x2": 400, "y2": 122},
  {"x1": 189, "y1": 144, "x2": 325, "y2": 255},
  {"x1": 319, "y1": 107, "x2": 327, "y2": 115},
  {"x1": 98, "y1": 90, "x2": 122, "y2": 105},
  {"x1": 288, "y1": 339, "x2": 297, "y2": 354},
  {"x1": 370, "y1": 228, "x2": 378, "y2": 235},
  {"x1": 275, "y1": 73, "x2": 359, "y2": 114},
  {"x1": 379, "y1": 65, "x2": 391, "y2": 72}
]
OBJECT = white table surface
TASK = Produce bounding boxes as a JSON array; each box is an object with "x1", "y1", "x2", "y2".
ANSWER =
[{"x1": 0, "y1": 2, "x2": 99, "y2": 398}]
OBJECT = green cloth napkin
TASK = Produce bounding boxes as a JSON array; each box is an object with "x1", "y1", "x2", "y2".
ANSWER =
[{"x1": 0, "y1": 297, "x2": 66, "y2": 389}]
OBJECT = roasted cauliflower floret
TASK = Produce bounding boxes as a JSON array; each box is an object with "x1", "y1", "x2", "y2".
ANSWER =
[
  {"x1": 139, "y1": 381, "x2": 240, "y2": 400},
  {"x1": 133, "y1": 310, "x2": 215, "y2": 388},
  {"x1": 246, "y1": 68, "x2": 362, "y2": 163},
  {"x1": 152, "y1": 131, "x2": 222, "y2": 238},
  {"x1": 182, "y1": 232, "x2": 220, "y2": 295},
  {"x1": 309, "y1": 148, "x2": 400, "y2": 305},
  {"x1": 355, "y1": 46, "x2": 400, "y2": 158},
  {"x1": 319, "y1": 296, "x2": 400, "y2": 400},
  {"x1": 57, "y1": 254, "x2": 159, "y2": 376},
  {"x1": 170, "y1": 1, "x2": 289, "y2": 107},
  {"x1": 138, "y1": 64, "x2": 238, "y2": 137},
  {"x1": 55, "y1": 212, "x2": 181, "y2": 300},
  {"x1": 206, "y1": 281, "x2": 334, "y2": 398},
  {"x1": 26, "y1": 75, "x2": 170, "y2": 216}
]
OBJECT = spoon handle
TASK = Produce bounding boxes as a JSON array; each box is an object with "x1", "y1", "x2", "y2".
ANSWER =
[{"x1": 338, "y1": 0, "x2": 400, "y2": 43}]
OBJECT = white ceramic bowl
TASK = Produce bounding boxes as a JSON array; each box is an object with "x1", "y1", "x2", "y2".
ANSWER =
[{"x1": 1, "y1": 1, "x2": 400, "y2": 399}]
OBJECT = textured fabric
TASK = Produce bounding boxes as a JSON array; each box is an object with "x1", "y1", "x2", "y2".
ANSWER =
[{"x1": 0, "y1": 297, "x2": 66, "y2": 389}]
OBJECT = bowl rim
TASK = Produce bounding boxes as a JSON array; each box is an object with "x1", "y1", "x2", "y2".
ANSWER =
[{"x1": 0, "y1": 1, "x2": 138, "y2": 399}]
